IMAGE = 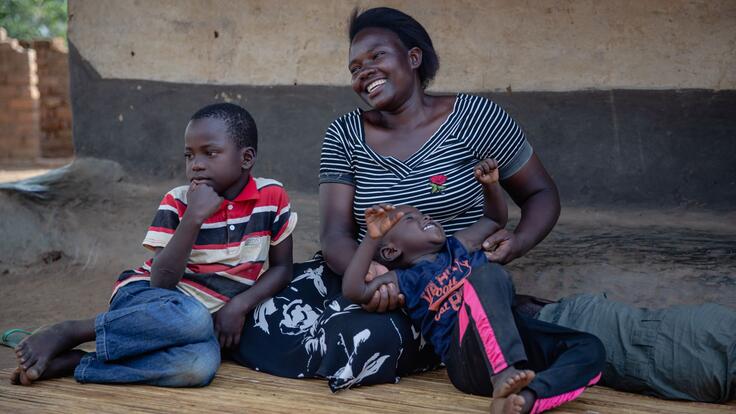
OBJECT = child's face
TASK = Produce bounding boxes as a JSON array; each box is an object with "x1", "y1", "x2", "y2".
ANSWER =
[
  {"x1": 385, "y1": 205, "x2": 446, "y2": 264},
  {"x1": 184, "y1": 117, "x2": 253, "y2": 198}
]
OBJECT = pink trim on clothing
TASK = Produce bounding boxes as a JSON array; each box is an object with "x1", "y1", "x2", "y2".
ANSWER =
[
  {"x1": 529, "y1": 372, "x2": 602, "y2": 414},
  {"x1": 462, "y1": 281, "x2": 508, "y2": 373},
  {"x1": 458, "y1": 303, "x2": 470, "y2": 343}
]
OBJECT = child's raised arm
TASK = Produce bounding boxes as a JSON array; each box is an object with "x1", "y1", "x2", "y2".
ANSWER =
[
  {"x1": 454, "y1": 159, "x2": 508, "y2": 252},
  {"x1": 343, "y1": 205, "x2": 401, "y2": 304}
]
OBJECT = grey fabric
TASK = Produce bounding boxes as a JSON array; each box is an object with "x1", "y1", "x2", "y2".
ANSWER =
[
  {"x1": 499, "y1": 140, "x2": 533, "y2": 180},
  {"x1": 318, "y1": 171, "x2": 355, "y2": 186},
  {"x1": 536, "y1": 293, "x2": 736, "y2": 403}
]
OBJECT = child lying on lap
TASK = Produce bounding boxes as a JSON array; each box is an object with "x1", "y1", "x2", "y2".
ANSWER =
[{"x1": 343, "y1": 159, "x2": 605, "y2": 414}]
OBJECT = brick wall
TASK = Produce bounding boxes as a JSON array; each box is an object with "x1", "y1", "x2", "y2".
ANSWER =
[
  {"x1": 0, "y1": 28, "x2": 40, "y2": 160},
  {"x1": 32, "y1": 39, "x2": 73, "y2": 158}
]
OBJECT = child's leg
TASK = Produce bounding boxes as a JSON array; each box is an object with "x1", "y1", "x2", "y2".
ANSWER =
[
  {"x1": 13, "y1": 281, "x2": 218, "y2": 385},
  {"x1": 14, "y1": 319, "x2": 95, "y2": 381},
  {"x1": 515, "y1": 313, "x2": 605, "y2": 413},
  {"x1": 445, "y1": 263, "x2": 533, "y2": 396},
  {"x1": 75, "y1": 338, "x2": 220, "y2": 387},
  {"x1": 73, "y1": 282, "x2": 220, "y2": 386},
  {"x1": 88, "y1": 282, "x2": 216, "y2": 361},
  {"x1": 11, "y1": 350, "x2": 87, "y2": 385}
]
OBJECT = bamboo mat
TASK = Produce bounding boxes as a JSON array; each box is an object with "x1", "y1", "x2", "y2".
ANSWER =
[{"x1": 1, "y1": 363, "x2": 734, "y2": 413}]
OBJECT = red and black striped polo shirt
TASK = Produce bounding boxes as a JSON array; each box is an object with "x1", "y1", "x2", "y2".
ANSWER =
[{"x1": 113, "y1": 177, "x2": 297, "y2": 312}]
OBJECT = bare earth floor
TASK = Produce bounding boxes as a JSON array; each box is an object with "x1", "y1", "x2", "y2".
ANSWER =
[{"x1": 0, "y1": 159, "x2": 734, "y2": 412}]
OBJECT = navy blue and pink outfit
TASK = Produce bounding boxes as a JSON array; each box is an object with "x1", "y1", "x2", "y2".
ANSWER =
[{"x1": 397, "y1": 236, "x2": 605, "y2": 412}]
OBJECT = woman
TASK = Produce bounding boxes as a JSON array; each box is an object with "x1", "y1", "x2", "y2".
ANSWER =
[{"x1": 233, "y1": 7, "x2": 560, "y2": 391}]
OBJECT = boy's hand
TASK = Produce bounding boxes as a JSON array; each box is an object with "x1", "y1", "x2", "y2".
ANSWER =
[
  {"x1": 213, "y1": 299, "x2": 249, "y2": 348},
  {"x1": 474, "y1": 158, "x2": 500, "y2": 185},
  {"x1": 186, "y1": 182, "x2": 223, "y2": 223},
  {"x1": 365, "y1": 204, "x2": 404, "y2": 239}
]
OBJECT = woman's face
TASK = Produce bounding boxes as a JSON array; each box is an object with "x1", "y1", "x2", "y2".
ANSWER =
[{"x1": 348, "y1": 27, "x2": 420, "y2": 110}]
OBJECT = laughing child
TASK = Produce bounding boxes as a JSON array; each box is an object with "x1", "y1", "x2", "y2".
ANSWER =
[
  {"x1": 12, "y1": 103, "x2": 296, "y2": 387},
  {"x1": 343, "y1": 159, "x2": 604, "y2": 414}
]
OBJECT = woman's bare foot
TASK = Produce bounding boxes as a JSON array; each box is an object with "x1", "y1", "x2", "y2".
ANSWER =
[
  {"x1": 14, "y1": 319, "x2": 95, "y2": 381},
  {"x1": 491, "y1": 367, "x2": 536, "y2": 398},
  {"x1": 10, "y1": 350, "x2": 87, "y2": 385},
  {"x1": 490, "y1": 393, "x2": 525, "y2": 414}
]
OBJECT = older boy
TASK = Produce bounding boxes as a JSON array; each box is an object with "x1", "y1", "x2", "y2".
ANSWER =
[{"x1": 12, "y1": 103, "x2": 296, "y2": 387}]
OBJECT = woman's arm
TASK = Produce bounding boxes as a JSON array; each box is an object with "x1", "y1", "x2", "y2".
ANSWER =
[
  {"x1": 319, "y1": 182, "x2": 359, "y2": 274},
  {"x1": 320, "y1": 182, "x2": 404, "y2": 311},
  {"x1": 484, "y1": 153, "x2": 560, "y2": 264}
]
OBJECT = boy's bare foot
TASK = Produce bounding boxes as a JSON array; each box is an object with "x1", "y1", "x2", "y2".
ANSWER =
[
  {"x1": 9, "y1": 367, "x2": 24, "y2": 385},
  {"x1": 491, "y1": 367, "x2": 536, "y2": 398},
  {"x1": 14, "y1": 319, "x2": 94, "y2": 381},
  {"x1": 490, "y1": 393, "x2": 525, "y2": 414},
  {"x1": 10, "y1": 350, "x2": 86, "y2": 386}
]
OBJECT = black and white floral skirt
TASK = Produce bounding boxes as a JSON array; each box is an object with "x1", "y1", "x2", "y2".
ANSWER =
[{"x1": 231, "y1": 254, "x2": 440, "y2": 391}]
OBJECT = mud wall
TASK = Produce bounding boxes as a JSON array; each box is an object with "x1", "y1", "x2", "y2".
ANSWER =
[{"x1": 67, "y1": 0, "x2": 736, "y2": 207}]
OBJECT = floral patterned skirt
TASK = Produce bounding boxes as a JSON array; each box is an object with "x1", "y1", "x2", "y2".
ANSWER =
[{"x1": 230, "y1": 254, "x2": 440, "y2": 391}]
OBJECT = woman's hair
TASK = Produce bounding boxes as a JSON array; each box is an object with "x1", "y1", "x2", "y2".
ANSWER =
[{"x1": 349, "y1": 7, "x2": 439, "y2": 89}]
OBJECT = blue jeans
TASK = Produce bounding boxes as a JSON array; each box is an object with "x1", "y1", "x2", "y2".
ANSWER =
[{"x1": 73, "y1": 281, "x2": 220, "y2": 387}]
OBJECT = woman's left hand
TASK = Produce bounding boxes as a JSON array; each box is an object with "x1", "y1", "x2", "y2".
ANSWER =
[{"x1": 482, "y1": 228, "x2": 521, "y2": 264}]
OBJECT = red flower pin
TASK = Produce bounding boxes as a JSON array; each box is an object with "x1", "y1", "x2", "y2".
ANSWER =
[{"x1": 429, "y1": 174, "x2": 447, "y2": 193}]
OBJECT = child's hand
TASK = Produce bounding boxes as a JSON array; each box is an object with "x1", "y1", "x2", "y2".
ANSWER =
[
  {"x1": 365, "y1": 204, "x2": 404, "y2": 239},
  {"x1": 186, "y1": 182, "x2": 223, "y2": 223},
  {"x1": 213, "y1": 300, "x2": 247, "y2": 348},
  {"x1": 474, "y1": 158, "x2": 500, "y2": 185}
]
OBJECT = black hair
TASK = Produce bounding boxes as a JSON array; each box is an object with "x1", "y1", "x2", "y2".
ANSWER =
[
  {"x1": 190, "y1": 103, "x2": 258, "y2": 151},
  {"x1": 349, "y1": 7, "x2": 439, "y2": 89}
]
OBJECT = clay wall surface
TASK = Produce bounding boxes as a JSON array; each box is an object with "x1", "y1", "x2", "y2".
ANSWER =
[
  {"x1": 66, "y1": 0, "x2": 736, "y2": 207},
  {"x1": 68, "y1": 0, "x2": 736, "y2": 91}
]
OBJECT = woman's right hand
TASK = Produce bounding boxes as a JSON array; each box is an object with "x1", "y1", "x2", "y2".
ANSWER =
[{"x1": 362, "y1": 261, "x2": 405, "y2": 312}]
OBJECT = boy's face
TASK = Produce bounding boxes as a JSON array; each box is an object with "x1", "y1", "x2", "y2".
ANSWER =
[
  {"x1": 384, "y1": 205, "x2": 446, "y2": 265},
  {"x1": 184, "y1": 117, "x2": 254, "y2": 199}
]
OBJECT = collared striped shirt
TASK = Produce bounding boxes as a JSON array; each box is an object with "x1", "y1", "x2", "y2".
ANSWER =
[
  {"x1": 114, "y1": 177, "x2": 297, "y2": 312},
  {"x1": 319, "y1": 93, "x2": 532, "y2": 240}
]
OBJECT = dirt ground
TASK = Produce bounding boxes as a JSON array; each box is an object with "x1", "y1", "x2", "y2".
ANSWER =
[{"x1": 1, "y1": 158, "x2": 735, "y2": 371}]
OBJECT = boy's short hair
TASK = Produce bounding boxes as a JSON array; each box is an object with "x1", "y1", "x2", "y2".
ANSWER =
[
  {"x1": 190, "y1": 103, "x2": 258, "y2": 151},
  {"x1": 348, "y1": 7, "x2": 439, "y2": 89}
]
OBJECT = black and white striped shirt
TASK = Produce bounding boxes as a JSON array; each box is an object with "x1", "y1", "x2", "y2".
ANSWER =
[{"x1": 319, "y1": 93, "x2": 532, "y2": 240}]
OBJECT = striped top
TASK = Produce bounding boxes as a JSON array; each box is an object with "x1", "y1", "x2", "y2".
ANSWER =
[
  {"x1": 319, "y1": 93, "x2": 532, "y2": 240},
  {"x1": 114, "y1": 177, "x2": 297, "y2": 312}
]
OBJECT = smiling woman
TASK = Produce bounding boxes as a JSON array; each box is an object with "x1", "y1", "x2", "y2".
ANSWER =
[{"x1": 232, "y1": 7, "x2": 561, "y2": 392}]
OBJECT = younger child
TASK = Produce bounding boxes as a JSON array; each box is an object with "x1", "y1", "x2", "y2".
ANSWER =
[
  {"x1": 12, "y1": 103, "x2": 297, "y2": 387},
  {"x1": 343, "y1": 159, "x2": 605, "y2": 414}
]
